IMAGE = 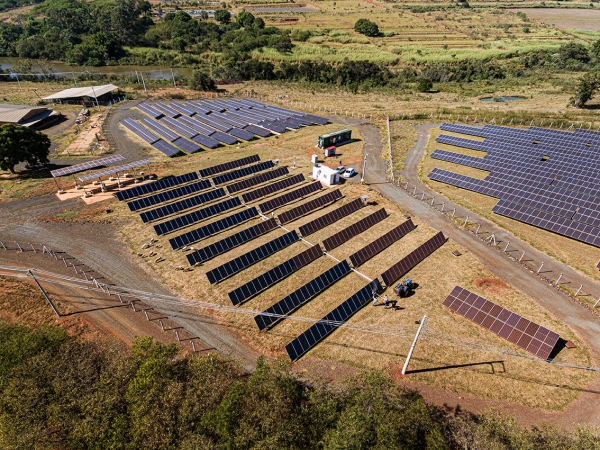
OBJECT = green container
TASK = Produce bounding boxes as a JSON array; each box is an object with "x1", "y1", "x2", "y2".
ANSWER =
[{"x1": 317, "y1": 128, "x2": 351, "y2": 148}]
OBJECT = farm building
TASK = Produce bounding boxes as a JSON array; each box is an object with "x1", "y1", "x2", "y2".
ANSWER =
[
  {"x1": 0, "y1": 104, "x2": 60, "y2": 129},
  {"x1": 42, "y1": 84, "x2": 119, "y2": 106}
]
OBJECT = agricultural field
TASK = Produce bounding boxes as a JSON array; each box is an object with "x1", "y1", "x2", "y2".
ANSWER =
[{"x1": 98, "y1": 115, "x2": 593, "y2": 410}]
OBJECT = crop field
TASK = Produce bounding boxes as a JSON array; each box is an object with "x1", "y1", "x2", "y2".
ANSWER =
[
  {"x1": 511, "y1": 8, "x2": 600, "y2": 32},
  {"x1": 421, "y1": 126, "x2": 600, "y2": 289},
  {"x1": 102, "y1": 113, "x2": 593, "y2": 411}
]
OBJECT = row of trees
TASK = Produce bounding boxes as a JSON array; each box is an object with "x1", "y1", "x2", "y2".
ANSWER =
[{"x1": 1, "y1": 320, "x2": 599, "y2": 449}]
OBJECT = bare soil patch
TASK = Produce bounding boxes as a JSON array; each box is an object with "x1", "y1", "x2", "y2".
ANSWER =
[
  {"x1": 474, "y1": 277, "x2": 510, "y2": 295},
  {"x1": 511, "y1": 8, "x2": 600, "y2": 31}
]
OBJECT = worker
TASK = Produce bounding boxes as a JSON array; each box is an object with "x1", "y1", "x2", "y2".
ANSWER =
[
  {"x1": 391, "y1": 300, "x2": 397, "y2": 309},
  {"x1": 372, "y1": 295, "x2": 377, "y2": 306},
  {"x1": 383, "y1": 295, "x2": 389, "y2": 307}
]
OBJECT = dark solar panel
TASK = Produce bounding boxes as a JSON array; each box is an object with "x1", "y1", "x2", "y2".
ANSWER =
[
  {"x1": 194, "y1": 114, "x2": 232, "y2": 132},
  {"x1": 169, "y1": 207, "x2": 258, "y2": 249},
  {"x1": 254, "y1": 260, "x2": 351, "y2": 331},
  {"x1": 128, "y1": 179, "x2": 211, "y2": 212},
  {"x1": 228, "y1": 245, "x2": 322, "y2": 305},
  {"x1": 186, "y1": 218, "x2": 277, "y2": 265},
  {"x1": 141, "y1": 118, "x2": 179, "y2": 142},
  {"x1": 192, "y1": 134, "x2": 220, "y2": 149},
  {"x1": 136, "y1": 103, "x2": 163, "y2": 119},
  {"x1": 154, "y1": 197, "x2": 241, "y2": 235},
  {"x1": 115, "y1": 172, "x2": 199, "y2": 201},
  {"x1": 173, "y1": 137, "x2": 201, "y2": 154},
  {"x1": 120, "y1": 118, "x2": 160, "y2": 144},
  {"x1": 242, "y1": 174, "x2": 304, "y2": 203},
  {"x1": 227, "y1": 127, "x2": 255, "y2": 141},
  {"x1": 51, "y1": 154, "x2": 126, "y2": 178},
  {"x1": 227, "y1": 167, "x2": 289, "y2": 194},
  {"x1": 278, "y1": 189, "x2": 343, "y2": 224},
  {"x1": 159, "y1": 116, "x2": 198, "y2": 139},
  {"x1": 140, "y1": 188, "x2": 226, "y2": 223},
  {"x1": 200, "y1": 155, "x2": 261, "y2": 178},
  {"x1": 285, "y1": 279, "x2": 382, "y2": 361},
  {"x1": 178, "y1": 116, "x2": 218, "y2": 136},
  {"x1": 258, "y1": 181, "x2": 322, "y2": 213},
  {"x1": 244, "y1": 124, "x2": 271, "y2": 137},
  {"x1": 380, "y1": 232, "x2": 446, "y2": 286},
  {"x1": 206, "y1": 231, "x2": 299, "y2": 284},
  {"x1": 350, "y1": 219, "x2": 415, "y2": 267},
  {"x1": 211, "y1": 131, "x2": 238, "y2": 145},
  {"x1": 443, "y1": 286, "x2": 560, "y2": 360},
  {"x1": 152, "y1": 139, "x2": 180, "y2": 157},
  {"x1": 212, "y1": 161, "x2": 275, "y2": 185},
  {"x1": 152, "y1": 102, "x2": 180, "y2": 118},
  {"x1": 298, "y1": 199, "x2": 364, "y2": 236},
  {"x1": 322, "y1": 208, "x2": 388, "y2": 251},
  {"x1": 168, "y1": 102, "x2": 196, "y2": 116}
]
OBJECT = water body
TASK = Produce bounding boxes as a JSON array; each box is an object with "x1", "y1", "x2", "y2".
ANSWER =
[
  {"x1": 248, "y1": 7, "x2": 319, "y2": 12},
  {"x1": 0, "y1": 57, "x2": 194, "y2": 80},
  {"x1": 481, "y1": 96, "x2": 526, "y2": 102}
]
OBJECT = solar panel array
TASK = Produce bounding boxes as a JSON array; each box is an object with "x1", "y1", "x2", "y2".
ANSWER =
[
  {"x1": 428, "y1": 123, "x2": 600, "y2": 247},
  {"x1": 78, "y1": 160, "x2": 150, "y2": 182},
  {"x1": 299, "y1": 199, "x2": 364, "y2": 236},
  {"x1": 228, "y1": 245, "x2": 322, "y2": 305},
  {"x1": 242, "y1": 174, "x2": 304, "y2": 203},
  {"x1": 51, "y1": 154, "x2": 126, "y2": 178},
  {"x1": 258, "y1": 181, "x2": 322, "y2": 213},
  {"x1": 115, "y1": 172, "x2": 199, "y2": 201},
  {"x1": 136, "y1": 103, "x2": 163, "y2": 119},
  {"x1": 127, "y1": 179, "x2": 212, "y2": 212},
  {"x1": 140, "y1": 188, "x2": 225, "y2": 223},
  {"x1": 226, "y1": 167, "x2": 289, "y2": 194},
  {"x1": 443, "y1": 286, "x2": 560, "y2": 360},
  {"x1": 349, "y1": 219, "x2": 416, "y2": 267},
  {"x1": 169, "y1": 207, "x2": 258, "y2": 249},
  {"x1": 278, "y1": 190, "x2": 343, "y2": 225},
  {"x1": 212, "y1": 161, "x2": 275, "y2": 186},
  {"x1": 154, "y1": 197, "x2": 241, "y2": 236},
  {"x1": 206, "y1": 231, "x2": 299, "y2": 284},
  {"x1": 186, "y1": 218, "x2": 277, "y2": 266},
  {"x1": 200, "y1": 155, "x2": 261, "y2": 178},
  {"x1": 322, "y1": 208, "x2": 388, "y2": 251},
  {"x1": 285, "y1": 279, "x2": 382, "y2": 361},
  {"x1": 380, "y1": 231, "x2": 446, "y2": 286}
]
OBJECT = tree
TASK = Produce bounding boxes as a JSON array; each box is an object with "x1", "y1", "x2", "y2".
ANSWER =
[
  {"x1": 214, "y1": 9, "x2": 231, "y2": 25},
  {"x1": 571, "y1": 70, "x2": 600, "y2": 107},
  {"x1": 354, "y1": 18, "x2": 379, "y2": 37},
  {"x1": 0, "y1": 124, "x2": 50, "y2": 174},
  {"x1": 417, "y1": 78, "x2": 433, "y2": 92},
  {"x1": 559, "y1": 41, "x2": 590, "y2": 63},
  {"x1": 592, "y1": 38, "x2": 600, "y2": 59},
  {"x1": 237, "y1": 11, "x2": 255, "y2": 27},
  {"x1": 188, "y1": 69, "x2": 216, "y2": 91}
]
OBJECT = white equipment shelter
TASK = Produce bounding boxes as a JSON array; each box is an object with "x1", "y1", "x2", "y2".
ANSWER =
[{"x1": 312, "y1": 164, "x2": 339, "y2": 186}]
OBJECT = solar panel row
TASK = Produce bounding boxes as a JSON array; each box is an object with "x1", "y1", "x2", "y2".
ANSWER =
[
  {"x1": 212, "y1": 161, "x2": 275, "y2": 185},
  {"x1": 200, "y1": 155, "x2": 261, "y2": 178},
  {"x1": 242, "y1": 174, "x2": 304, "y2": 203},
  {"x1": 78, "y1": 159, "x2": 151, "y2": 183},
  {"x1": 186, "y1": 218, "x2": 277, "y2": 266},
  {"x1": 285, "y1": 279, "x2": 382, "y2": 361},
  {"x1": 259, "y1": 181, "x2": 322, "y2": 213},
  {"x1": 443, "y1": 286, "x2": 560, "y2": 360},
  {"x1": 254, "y1": 260, "x2": 352, "y2": 331},
  {"x1": 51, "y1": 154, "x2": 127, "y2": 178},
  {"x1": 169, "y1": 207, "x2": 258, "y2": 250},
  {"x1": 120, "y1": 118, "x2": 160, "y2": 145},
  {"x1": 278, "y1": 189, "x2": 343, "y2": 225},
  {"x1": 152, "y1": 140, "x2": 180, "y2": 157},
  {"x1": 115, "y1": 172, "x2": 199, "y2": 201},
  {"x1": 226, "y1": 167, "x2": 289, "y2": 194},
  {"x1": 322, "y1": 208, "x2": 388, "y2": 251},
  {"x1": 141, "y1": 118, "x2": 179, "y2": 142},
  {"x1": 298, "y1": 198, "x2": 364, "y2": 236},
  {"x1": 127, "y1": 179, "x2": 212, "y2": 212},
  {"x1": 141, "y1": 188, "x2": 226, "y2": 223},
  {"x1": 349, "y1": 219, "x2": 416, "y2": 267},
  {"x1": 228, "y1": 245, "x2": 323, "y2": 305},
  {"x1": 135, "y1": 103, "x2": 163, "y2": 119},
  {"x1": 154, "y1": 197, "x2": 241, "y2": 236},
  {"x1": 206, "y1": 231, "x2": 300, "y2": 284},
  {"x1": 173, "y1": 137, "x2": 201, "y2": 154}
]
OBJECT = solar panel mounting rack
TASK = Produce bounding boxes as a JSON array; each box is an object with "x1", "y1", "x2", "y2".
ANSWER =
[
  {"x1": 127, "y1": 179, "x2": 211, "y2": 212},
  {"x1": 154, "y1": 197, "x2": 241, "y2": 235},
  {"x1": 140, "y1": 188, "x2": 226, "y2": 223},
  {"x1": 115, "y1": 172, "x2": 199, "y2": 201},
  {"x1": 278, "y1": 190, "x2": 343, "y2": 225},
  {"x1": 322, "y1": 208, "x2": 388, "y2": 251}
]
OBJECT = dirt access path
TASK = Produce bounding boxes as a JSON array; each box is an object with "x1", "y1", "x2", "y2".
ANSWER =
[{"x1": 332, "y1": 116, "x2": 600, "y2": 428}]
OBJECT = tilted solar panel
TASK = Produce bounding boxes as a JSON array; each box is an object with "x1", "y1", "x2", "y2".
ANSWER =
[
  {"x1": 192, "y1": 134, "x2": 220, "y2": 149},
  {"x1": 258, "y1": 181, "x2": 322, "y2": 213},
  {"x1": 443, "y1": 286, "x2": 560, "y2": 360},
  {"x1": 154, "y1": 197, "x2": 241, "y2": 235},
  {"x1": 227, "y1": 127, "x2": 255, "y2": 141},
  {"x1": 186, "y1": 218, "x2": 277, "y2": 266},
  {"x1": 159, "y1": 116, "x2": 198, "y2": 139},
  {"x1": 135, "y1": 103, "x2": 163, "y2": 119},
  {"x1": 226, "y1": 167, "x2": 289, "y2": 194},
  {"x1": 298, "y1": 199, "x2": 364, "y2": 236},
  {"x1": 140, "y1": 188, "x2": 226, "y2": 223},
  {"x1": 349, "y1": 219, "x2": 415, "y2": 267},
  {"x1": 278, "y1": 190, "x2": 342, "y2": 225},
  {"x1": 114, "y1": 172, "x2": 199, "y2": 201},
  {"x1": 51, "y1": 154, "x2": 126, "y2": 178},
  {"x1": 211, "y1": 131, "x2": 238, "y2": 145},
  {"x1": 178, "y1": 116, "x2": 218, "y2": 136},
  {"x1": 380, "y1": 232, "x2": 446, "y2": 287},
  {"x1": 141, "y1": 118, "x2": 179, "y2": 142},
  {"x1": 302, "y1": 114, "x2": 329, "y2": 125},
  {"x1": 120, "y1": 118, "x2": 160, "y2": 144},
  {"x1": 127, "y1": 179, "x2": 212, "y2": 212},
  {"x1": 200, "y1": 155, "x2": 261, "y2": 178},
  {"x1": 322, "y1": 208, "x2": 388, "y2": 251},
  {"x1": 152, "y1": 140, "x2": 181, "y2": 157},
  {"x1": 152, "y1": 102, "x2": 180, "y2": 118},
  {"x1": 254, "y1": 260, "x2": 351, "y2": 331},
  {"x1": 242, "y1": 174, "x2": 304, "y2": 203},
  {"x1": 206, "y1": 231, "x2": 299, "y2": 284},
  {"x1": 285, "y1": 279, "x2": 382, "y2": 361},
  {"x1": 228, "y1": 245, "x2": 323, "y2": 305},
  {"x1": 169, "y1": 207, "x2": 258, "y2": 250},
  {"x1": 173, "y1": 137, "x2": 201, "y2": 154},
  {"x1": 212, "y1": 161, "x2": 275, "y2": 185},
  {"x1": 244, "y1": 124, "x2": 271, "y2": 137}
]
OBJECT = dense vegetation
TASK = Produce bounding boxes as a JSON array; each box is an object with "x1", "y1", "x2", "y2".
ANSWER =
[
  {"x1": 1, "y1": 320, "x2": 599, "y2": 449},
  {"x1": 0, "y1": 0, "x2": 43, "y2": 12}
]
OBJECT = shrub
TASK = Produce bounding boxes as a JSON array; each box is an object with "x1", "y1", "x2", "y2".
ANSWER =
[{"x1": 354, "y1": 18, "x2": 379, "y2": 37}]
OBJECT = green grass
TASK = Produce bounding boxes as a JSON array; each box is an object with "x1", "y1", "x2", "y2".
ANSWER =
[{"x1": 252, "y1": 44, "x2": 399, "y2": 64}]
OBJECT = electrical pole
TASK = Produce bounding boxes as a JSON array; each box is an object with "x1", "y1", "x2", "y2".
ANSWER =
[
  {"x1": 402, "y1": 315, "x2": 427, "y2": 375},
  {"x1": 361, "y1": 152, "x2": 368, "y2": 184}
]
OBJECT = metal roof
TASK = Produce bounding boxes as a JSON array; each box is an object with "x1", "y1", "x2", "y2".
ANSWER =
[
  {"x1": 0, "y1": 104, "x2": 50, "y2": 124},
  {"x1": 43, "y1": 84, "x2": 119, "y2": 100},
  {"x1": 78, "y1": 159, "x2": 150, "y2": 182},
  {"x1": 50, "y1": 154, "x2": 126, "y2": 178}
]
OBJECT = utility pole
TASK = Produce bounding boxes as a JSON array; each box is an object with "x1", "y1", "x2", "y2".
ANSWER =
[
  {"x1": 361, "y1": 152, "x2": 368, "y2": 184},
  {"x1": 402, "y1": 315, "x2": 427, "y2": 375},
  {"x1": 386, "y1": 116, "x2": 394, "y2": 182}
]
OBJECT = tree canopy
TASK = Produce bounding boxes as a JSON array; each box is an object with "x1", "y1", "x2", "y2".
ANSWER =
[
  {"x1": 354, "y1": 18, "x2": 379, "y2": 37},
  {"x1": 0, "y1": 124, "x2": 50, "y2": 174}
]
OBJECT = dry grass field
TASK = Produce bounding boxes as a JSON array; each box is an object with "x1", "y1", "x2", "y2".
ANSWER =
[{"x1": 100, "y1": 120, "x2": 594, "y2": 411}]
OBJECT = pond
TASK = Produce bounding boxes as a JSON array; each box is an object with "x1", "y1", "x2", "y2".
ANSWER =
[{"x1": 480, "y1": 96, "x2": 526, "y2": 102}]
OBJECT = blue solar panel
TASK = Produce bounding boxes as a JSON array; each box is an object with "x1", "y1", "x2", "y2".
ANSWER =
[
  {"x1": 121, "y1": 118, "x2": 160, "y2": 144},
  {"x1": 136, "y1": 103, "x2": 163, "y2": 119},
  {"x1": 210, "y1": 112, "x2": 248, "y2": 128},
  {"x1": 152, "y1": 102, "x2": 180, "y2": 118},
  {"x1": 141, "y1": 118, "x2": 179, "y2": 142},
  {"x1": 227, "y1": 127, "x2": 254, "y2": 141},
  {"x1": 159, "y1": 116, "x2": 198, "y2": 139},
  {"x1": 211, "y1": 131, "x2": 238, "y2": 145},
  {"x1": 168, "y1": 102, "x2": 196, "y2": 116},
  {"x1": 194, "y1": 114, "x2": 232, "y2": 132},
  {"x1": 178, "y1": 116, "x2": 217, "y2": 136},
  {"x1": 115, "y1": 172, "x2": 199, "y2": 201},
  {"x1": 140, "y1": 188, "x2": 225, "y2": 222},
  {"x1": 185, "y1": 101, "x2": 212, "y2": 114},
  {"x1": 173, "y1": 137, "x2": 201, "y2": 154},
  {"x1": 128, "y1": 179, "x2": 211, "y2": 212},
  {"x1": 244, "y1": 124, "x2": 271, "y2": 137},
  {"x1": 193, "y1": 133, "x2": 220, "y2": 149},
  {"x1": 152, "y1": 139, "x2": 180, "y2": 157},
  {"x1": 212, "y1": 161, "x2": 275, "y2": 185}
]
